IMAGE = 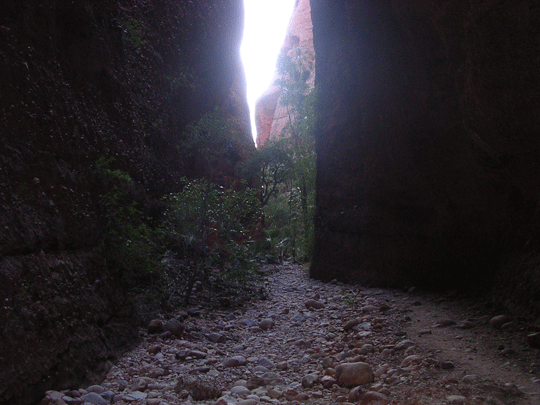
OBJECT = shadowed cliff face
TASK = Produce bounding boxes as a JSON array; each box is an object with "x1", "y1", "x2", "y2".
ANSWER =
[
  {"x1": 0, "y1": 1, "x2": 251, "y2": 404},
  {"x1": 310, "y1": 1, "x2": 540, "y2": 312}
]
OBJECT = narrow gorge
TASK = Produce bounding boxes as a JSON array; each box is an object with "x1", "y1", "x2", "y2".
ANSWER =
[{"x1": 1, "y1": 1, "x2": 540, "y2": 404}]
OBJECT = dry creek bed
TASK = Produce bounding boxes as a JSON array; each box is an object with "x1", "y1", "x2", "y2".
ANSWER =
[{"x1": 42, "y1": 264, "x2": 540, "y2": 405}]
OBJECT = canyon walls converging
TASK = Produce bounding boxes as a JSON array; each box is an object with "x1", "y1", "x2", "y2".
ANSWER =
[
  {"x1": 254, "y1": 0, "x2": 315, "y2": 146},
  {"x1": 0, "y1": 1, "x2": 252, "y2": 404},
  {"x1": 2, "y1": 0, "x2": 540, "y2": 403},
  {"x1": 310, "y1": 1, "x2": 540, "y2": 314}
]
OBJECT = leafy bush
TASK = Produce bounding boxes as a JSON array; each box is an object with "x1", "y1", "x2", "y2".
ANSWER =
[
  {"x1": 96, "y1": 156, "x2": 161, "y2": 285},
  {"x1": 160, "y1": 178, "x2": 262, "y2": 305}
]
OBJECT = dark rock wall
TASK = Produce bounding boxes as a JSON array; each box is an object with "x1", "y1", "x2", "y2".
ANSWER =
[
  {"x1": 0, "y1": 1, "x2": 252, "y2": 404},
  {"x1": 310, "y1": 1, "x2": 540, "y2": 308}
]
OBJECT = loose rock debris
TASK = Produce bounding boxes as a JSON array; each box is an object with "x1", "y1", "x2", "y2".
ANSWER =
[{"x1": 42, "y1": 264, "x2": 540, "y2": 404}]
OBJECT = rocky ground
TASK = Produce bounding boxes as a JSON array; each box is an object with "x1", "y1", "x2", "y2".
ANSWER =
[{"x1": 42, "y1": 264, "x2": 540, "y2": 405}]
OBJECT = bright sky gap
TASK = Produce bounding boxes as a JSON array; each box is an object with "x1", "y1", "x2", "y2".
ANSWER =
[{"x1": 241, "y1": 0, "x2": 296, "y2": 144}]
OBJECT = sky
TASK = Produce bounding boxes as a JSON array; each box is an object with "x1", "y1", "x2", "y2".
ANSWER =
[{"x1": 241, "y1": 0, "x2": 296, "y2": 143}]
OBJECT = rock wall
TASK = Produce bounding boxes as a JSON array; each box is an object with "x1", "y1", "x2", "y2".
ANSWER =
[
  {"x1": 310, "y1": 1, "x2": 540, "y2": 313},
  {"x1": 255, "y1": 0, "x2": 314, "y2": 146},
  {"x1": 0, "y1": 1, "x2": 252, "y2": 404}
]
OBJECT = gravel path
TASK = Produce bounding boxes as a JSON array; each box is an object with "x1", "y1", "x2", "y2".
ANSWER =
[{"x1": 43, "y1": 264, "x2": 540, "y2": 405}]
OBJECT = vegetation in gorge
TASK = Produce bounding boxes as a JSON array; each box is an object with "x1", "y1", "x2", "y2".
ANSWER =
[
  {"x1": 97, "y1": 110, "x2": 263, "y2": 308},
  {"x1": 96, "y1": 45, "x2": 317, "y2": 305},
  {"x1": 241, "y1": 47, "x2": 317, "y2": 264}
]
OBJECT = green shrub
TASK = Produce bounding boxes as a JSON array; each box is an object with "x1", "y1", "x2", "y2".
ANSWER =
[{"x1": 160, "y1": 178, "x2": 262, "y2": 305}]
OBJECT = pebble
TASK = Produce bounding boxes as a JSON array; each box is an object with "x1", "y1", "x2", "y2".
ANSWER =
[
  {"x1": 163, "y1": 318, "x2": 184, "y2": 336},
  {"x1": 360, "y1": 391, "x2": 390, "y2": 405},
  {"x1": 394, "y1": 340, "x2": 415, "y2": 351},
  {"x1": 223, "y1": 355, "x2": 247, "y2": 367},
  {"x1": 490, "y1": 315, "x2": 510, "y2": 329},
  {"x1": 148, "y1": 319, "x2": 164, "y2": 334},
  {"x1": 401, "y1": 354, "x2": 423, "y2": 368},
  {"x1": 462, "y1": 374, "x2": 478, "y2": 384},
  {"x1": 301, "y1": 374, "x2": 318, "y2": 388},
  {"x1": 259, "y1": 318, "x2": 275, "y2": 330},
  {"x1": 335, "y1": 362, "x2": 374, "y2": 387},
  {"x1": 231, "y1": 386, "x2": 251, "y2": 395},
  {"x1": 80, "y1": 392, "x2": 108, "y2": 405},
  {"x1": 305, "y1": 299, "x2": 325, "y2": 309}
]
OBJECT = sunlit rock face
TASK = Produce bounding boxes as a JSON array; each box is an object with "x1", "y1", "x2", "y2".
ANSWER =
[
  {"x1": 254, "y1": 0, "x2": 314, "y2": 146},
  {"x1": 0, "y1": 1, "x2": 251, "y2": 404},
  {"x1": 310, "y1": 1, "x2": 540, "y2": 313}
]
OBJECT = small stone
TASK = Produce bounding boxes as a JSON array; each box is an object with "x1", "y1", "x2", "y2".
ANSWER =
[
  {"x1": 99, "y1": 391, "x2": 114, "y2": 401},
  {"x1": 348, "y1": 386, "x2": 365, "y2": 402},
  {"x1": 447, "y1": 395, "x2": 469, "y2": 404},
  {"x1": 258, "y1": 357, "x2": 275, "y2": 369},
  {"x1": 401, "y1": 354, "x2": 423, "y2": 368},
  {"x1": 187, "y1": 308, "x2": 201, "y2": 317},
  {"x1": 223, "y1": 355, "x2": 247, "y2": 367},
  {"x1": 86, "y1": 386, "x2": 105, "y2": 394},
  {"x1": 208, "y1": 333, "x2": 226, "y2": 343},
  {"x1": 462, "y1": 375, "x2": 478, "y2": 384},
  {"x1": 490, "y1": 315, "x2": 510, "y2": 329},
  {"x1": 344, "y1": 318, "x2": 361, "y2": 332},
  {"x1": 419, "y1": 329, "x2": 432, "y2": 335},
  {"x1": 380, "y1": 348, "x2": 393, "y2": 359},
  {"x1": 189, "y1": 350, "x2": 207, "y2": 359},
  {"x1": 394, "y1": 340, "x2": 415, "y2": 351},
  {"x1": 148, "y1": 367, "x2": 166, "y2": 378},
  {"x1": 335, "y1": 362, "x2": 374, "y2": 387},
  {"x1": 321, "y1": 375, "x2": 336, "y2": 389},
  {"x1": 276, "y1": 361, "x2": 288, "y2": 370},
  {"x1": 357, "y1": 344, "x2": 374, "y2": 355},
  {"x1": 353, "y1": 322, "x2": 372, "y2": 332},
  {"x1": 45, "y1": 391, "x2": 65, "y2": 401},
  {"x1": 360, "y1": 391, "x2": 390, "y2": 405},
  {"x1": 302, "y1": 374, "x2": 318, "y2": 388},
  {"x1": 163, "y1": 318, "x2": 184, "y2": 337},
  {"x1": 123, "y1": 391, "x2": 148, "y2": 402},
  {"x1": 62, "y1": 397, "x2": 82, "y2": 405},
  {"x1": 458, "y1": 321, "x2": 475, "y2": 329},
  {"x1": 440, "y1": 361, "x2": 455, "y2": 370},
  {"x1": 292, "y1": 313, "x2": 307, "y2": 324},
  {"x1": 259, "y1": 319, "x2": 274, "y2": 330},
  {"x1": 80, "y1": 392, "x2": 108, "y2": 405},
  {"x1": 252, "y1": 365, "x2": 269, "y2": 373},
  {"x1": 231, "y1": 386, "x2": 251, "y2": 396},
  {"x1": 434, "y1": 319, "x2": 456, "y2": 327},
  {"x1": 238, "y1": 400, "x2": 259, "y2": 405},
  {"x1": 148, "y1": 319, "x2": 164, "y2": 334},
  {"x1": 262, "y1": 372, "x2": 285, "y2": 386},
  {"x1": 293, "y1": 393, "x2": 310, "y2": 401},
  {"x1": 322, "y1": 357, "x2": 333, "y2": 369},
  {"x1": 305, "y1": 300, "x2": 325, "y2": 309},
  {"x1": 267, "y1": 388, "x2": 283, "y2": 399},
  {"x1": 148, "y1": 345, "x2": 161, "y2": 355}
]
